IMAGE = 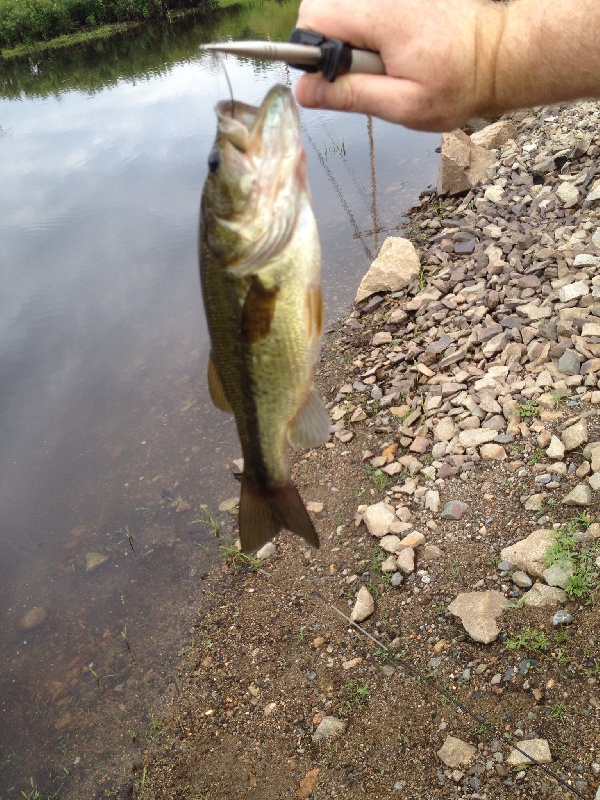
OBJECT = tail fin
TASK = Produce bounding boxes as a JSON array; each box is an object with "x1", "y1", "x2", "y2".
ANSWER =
[{"x1": 239, "y1": 475, "x2": 320, "y2": 553}]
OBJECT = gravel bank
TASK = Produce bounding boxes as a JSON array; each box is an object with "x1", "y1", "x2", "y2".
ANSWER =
[{"x1": 115, "y1": 100, "x2": 600, "y2": 800}]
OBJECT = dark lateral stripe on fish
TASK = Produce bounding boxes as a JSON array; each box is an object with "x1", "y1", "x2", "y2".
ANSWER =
[{"x1": 240, "y1": 276, "x2": 280, "y2": 343}]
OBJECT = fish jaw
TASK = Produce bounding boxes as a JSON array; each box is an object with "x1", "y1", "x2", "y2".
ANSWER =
[{"x1": 203, "y1": 85, "x2": 307, "y2": 269}]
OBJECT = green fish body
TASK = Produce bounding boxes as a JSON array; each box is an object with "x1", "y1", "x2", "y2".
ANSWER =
[{"x1": 199, "y1": 85, "x2": 330, "y2": 552}]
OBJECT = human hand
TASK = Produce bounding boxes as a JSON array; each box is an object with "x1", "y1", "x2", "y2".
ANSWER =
[{"x1": 295, "y1": 0, "x2": 507, "y2": 132}]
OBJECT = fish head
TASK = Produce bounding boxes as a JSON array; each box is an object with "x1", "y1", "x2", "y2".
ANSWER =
[{"x1": 202, "y1": 84, "x2": 308, "y2": 269}]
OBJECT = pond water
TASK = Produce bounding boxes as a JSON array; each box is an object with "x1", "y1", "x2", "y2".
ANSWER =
[{"x1": 0, "y1": 3, "x2": 439, "y2": 796}]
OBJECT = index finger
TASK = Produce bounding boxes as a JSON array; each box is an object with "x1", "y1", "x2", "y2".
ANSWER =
[{"x1": 297, "y1": 0, "x2": 382, "y2": 53}]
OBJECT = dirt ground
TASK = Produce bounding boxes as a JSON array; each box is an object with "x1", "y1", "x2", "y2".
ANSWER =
[{"x1": 100, "y1": 306, "x2": 600, "y2": 800}]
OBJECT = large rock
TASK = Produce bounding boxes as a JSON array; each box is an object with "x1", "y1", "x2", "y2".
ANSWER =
[
  {"x1": 437, "y1": 735, "x2": 476, "y2": 768},
  {"x1": 522, "y1": 583, "x2": 567, "y2": 607},
  {"x1": 500, "y1": 529, "x2": 554, "y2": 577},
  {"x1": 355, "y1": 237, "x2": 421, "y2": 303},
  {"x1": 448, "y1": 590, "x2": 508, "y2": 643},
  {"x1": 362, "y1": 501, "x2": 396, "y2": 537},
  {"x1": 471, "y1": 119, "x2": 517, "y2": 149},
  {"x1": 437, "y1": 129, "x2": 496, "y2": 196},
  {"x1": 507, "y1": 739, "x2": 552, "y2": 766}
]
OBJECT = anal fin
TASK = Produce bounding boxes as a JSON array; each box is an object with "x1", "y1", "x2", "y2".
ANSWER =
[
  {"x1": 287, "y1": 387, "x2": 330, "y2": 449},
  {"x1": 207, "y1": 353, "x2": 233, "y2": 413}
]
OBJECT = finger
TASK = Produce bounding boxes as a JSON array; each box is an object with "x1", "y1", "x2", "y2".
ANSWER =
[
  {"x1": 296, "y1": 72, "x2": 449, "y2": 131},
  {"x1": 297, "y1": 0, "x2": 382, "y2": 52}
]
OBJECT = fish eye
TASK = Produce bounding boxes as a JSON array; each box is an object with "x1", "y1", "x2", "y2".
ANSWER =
[{"x1": 207, "y1": 149, "x2": 220, "y2": 173}]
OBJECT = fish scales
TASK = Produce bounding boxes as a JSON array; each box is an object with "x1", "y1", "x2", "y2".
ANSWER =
[{"x1": 199, "y1": 84, "x2": 330, "y2": 553}]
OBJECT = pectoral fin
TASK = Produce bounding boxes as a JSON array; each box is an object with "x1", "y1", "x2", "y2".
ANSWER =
[
  {"x1": 207, "y1": 354, "x2": 233, "y2": 413},
  {"x1": 287, "y1": 387, "x2": 331, "y2": 449}
]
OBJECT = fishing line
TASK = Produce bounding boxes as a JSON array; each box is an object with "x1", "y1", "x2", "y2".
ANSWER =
[
  {"x1": 301, "y1": 124, "x2": 375, "y2": 262},
  {"x1": 312, "y1": 590, "x2": 591, "y2": 800},
  {"x1": 318, "y1": 115, "x2": 373, "y2": 215}
]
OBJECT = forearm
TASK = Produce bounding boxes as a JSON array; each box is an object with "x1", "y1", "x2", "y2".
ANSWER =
[{"x1": 489, "y1": 0, "x2": 600, "y2": 114}]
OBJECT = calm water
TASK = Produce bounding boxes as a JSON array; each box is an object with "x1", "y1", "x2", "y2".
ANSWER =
[{"x1": 0, "y1": 4, "x2": 439, "y2": 795}]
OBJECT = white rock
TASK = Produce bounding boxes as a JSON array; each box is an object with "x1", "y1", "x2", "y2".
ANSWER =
[
  {"x1": 561, "y1": 419, "x2": 588, "y2": 451},
  {"x1": 471, "y1": 119, "x2": 517, "y2": 149},
  {"x1": 355, "y1": 237, "x2": 421, "y2": 303},
  {"x1": 448, "y1": 590, "x2": 508, "y2": 643},
  {"x1": 500, "y1": 529, "x2": 554, "y2": 577},
  {"x1": 399, "y1": 531, "x2": 426, "y2": 549},
  {"x1": 507, "y1": 739, "x2": 552, "y2": 766},
  {"x1": 437, "y1": 735, "x2": 476, "y2": 768},
  {"x1": 434, "y1": 418, "x2": 457, "y2": 442},
  {"x1": 458, "y1": 428, "x2": 498, "y2": 448},
  {"x1": 546, "y1": 435, "x2": 565, "y2": 459},
  {"x1": 256, "y1": 542, "x2": 277, "y2": 560},
  {"x1": 437, "y1": 129, "x2": 496, "y2": 196},
  {"x1": 559, "y1": 281, "x2": 590, "y2": 302},
  {"x1": 379, "y1": 534, "x2": 402, "y2": 553},
  {"x1": 484, "y1": 185, "x2": 505, "y2": 204},
  {"x1": 396, "y1": 547, "x2": 415, "y2": 574},
  {"x1": 351, "y1": 586, "x2": 375, "y2": 622},
  {"x1": 424, "y1": 490, "x2": 441, "y2": 512},
  {"x1": 480, "y1": 443, "x2": 507, "y2": 460},
  {"x1": 363, "y1": 501, "x2": 396, "y2": 537},
  {"x1": 556, "y1": 182, "x2": 579, "y2": 208}
]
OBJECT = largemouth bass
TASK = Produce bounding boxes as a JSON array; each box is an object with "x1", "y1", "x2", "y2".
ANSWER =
[{"x1": 199, "y1": 84, "x2": 330, "y2": 553}]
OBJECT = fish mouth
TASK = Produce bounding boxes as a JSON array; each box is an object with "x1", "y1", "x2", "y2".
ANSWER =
[{"x1": 215, "y1": 84, "x2": 300, "y2": 156}]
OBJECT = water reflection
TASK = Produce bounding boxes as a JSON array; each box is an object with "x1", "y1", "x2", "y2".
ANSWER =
[{"x1": 0, "y1": 6, "x2": 439, "y2": 795}]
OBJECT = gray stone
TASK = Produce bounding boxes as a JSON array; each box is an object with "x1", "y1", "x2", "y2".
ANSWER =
[
  {"x1": 507, "y1": 739, "x2": 552, "y2": 766},
  {"x1": 448, "y1": 590, "x2": 508, "y2": 643},
  {"x1": 562, "y1": 483, "x2": 593, "y2": 506},
  {"x1": 312, "y1": 716, "x2": 346, "y2": 743},
  {"x1": 542, "y1": 563, "x2": 571, "y2": 589},
  {"x1": 440, "y1": 500, "x2": 469, "y2": 520},
  {"x1": 559, "y1": 281, "x2": 590, "y2": 302},
  {"x1": 522, "y1": 583, "x2": 567, "y2": 607},
  {"x1": 356, "y1": 237, "x2": 421, "y2": 303},
  {"x1": 351, "y1": 586, "x2": 375, "y2": 622},
  {"x1": 557, "y1": 350, "x2": 581, "y2": 376},
  {"x1": 437, "y1": 735, "x2": 476, "y2": 768},
  {"x1": 511, "y1": 571, "x2": 533, "y2": 589},
  {"x1": 553, "y1": 610, "x2": 574, "y2": 626}
]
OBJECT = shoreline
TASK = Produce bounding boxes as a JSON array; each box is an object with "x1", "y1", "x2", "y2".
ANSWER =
[{"x1": 72, "y1": 100, "x2": 600, "y2": 799}]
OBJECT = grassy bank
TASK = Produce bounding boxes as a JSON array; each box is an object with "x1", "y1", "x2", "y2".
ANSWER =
[{"x1": 0, "y1": 0, "x2": 216, "y2": 50}]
